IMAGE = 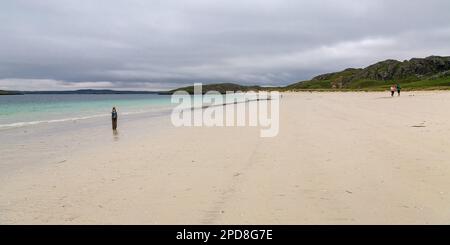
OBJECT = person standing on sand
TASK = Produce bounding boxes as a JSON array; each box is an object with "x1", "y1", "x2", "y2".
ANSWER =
[
  {"x1": 396, "y1": 84, "x2": 401, "y2": 96},
  {"x1": 112, "y1": 107, "x2": 118, "y2": 130},
  {"x1": 390, "y1": 85, "x2": 396, "y2": 97}
]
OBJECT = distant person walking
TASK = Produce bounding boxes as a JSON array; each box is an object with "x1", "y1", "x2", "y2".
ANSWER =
[
  {"x1": 112, "y1": 107, "x2": 118, "y2": 130},
  {"x1": 390, "y1": 85, "x2": 396, "y2": 97},
  {"x1": 396, "y1": 84, "x2": 401, "y2": 96}
]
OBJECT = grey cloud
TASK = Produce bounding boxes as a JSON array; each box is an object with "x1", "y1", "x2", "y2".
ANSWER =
[{"x1": 1, "y1": 0, "x2": 450, "y2": 90}]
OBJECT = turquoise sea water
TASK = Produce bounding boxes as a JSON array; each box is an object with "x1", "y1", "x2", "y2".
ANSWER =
[{"x1": 0, "y1": 94, "x2": 173, "y2": 129}]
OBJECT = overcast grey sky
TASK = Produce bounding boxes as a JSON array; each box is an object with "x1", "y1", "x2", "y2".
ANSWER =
[{"x1": 1, "y1": 0, "x2": 450, "y2": 90}]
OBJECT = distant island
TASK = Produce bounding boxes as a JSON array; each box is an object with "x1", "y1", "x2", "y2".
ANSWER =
[
  {"x1": 0, "y1": 89, "x2": 160, "y2": 95},
  {"x1": 2, "y1": 56, "x2": 450, "y2": 95},
  {"x1": 24, "y1": 89, "x2": 162, "y2": 95},
  {"x1": 0, "y1": 90, "x2": 23, "y2": 95}
]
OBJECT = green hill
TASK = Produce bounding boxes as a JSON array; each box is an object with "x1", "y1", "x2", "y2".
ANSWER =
[
  {"x1": 164, "y1": 83, "x2": 266, "y2": 94},
  {"x1": 167, "y1": 56, "x2": 450, "y2": 93},
  {"x1": 287, "y1": 56, "x2": 450, "y2": 90}
]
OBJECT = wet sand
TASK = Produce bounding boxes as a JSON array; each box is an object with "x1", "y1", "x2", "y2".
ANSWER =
[{"x1": 1, "y1": 91, "x2": 450, "y2": 224}]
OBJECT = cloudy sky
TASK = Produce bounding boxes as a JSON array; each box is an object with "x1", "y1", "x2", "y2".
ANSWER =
[{"x1": 1, "y1": 0, "x2": 450, "y2": 91}]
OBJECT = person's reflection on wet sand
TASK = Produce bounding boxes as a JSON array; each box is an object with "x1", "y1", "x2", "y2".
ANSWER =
[{"x1": 113, "y1": 129, "x2": 119, "y2": 141}]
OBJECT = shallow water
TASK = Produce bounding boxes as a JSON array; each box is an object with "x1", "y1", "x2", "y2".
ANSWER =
[{"x1": 0, "y1": 94, "x2": 172, "y2": 129}]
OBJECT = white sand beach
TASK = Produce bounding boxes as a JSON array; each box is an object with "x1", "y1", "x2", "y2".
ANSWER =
[{"x1": 1, "y1": 91, "x2": 450, "y2": 224}]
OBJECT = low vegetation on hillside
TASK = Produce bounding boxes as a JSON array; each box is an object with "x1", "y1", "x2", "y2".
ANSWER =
[{"x1": 287, "y1": 56, "x2": 450, "y2": 91}]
